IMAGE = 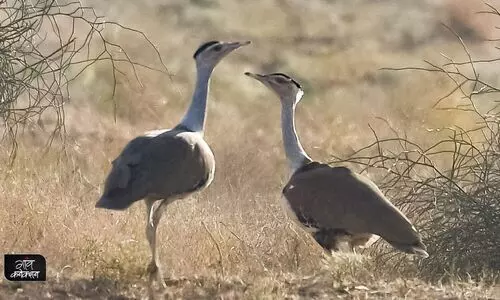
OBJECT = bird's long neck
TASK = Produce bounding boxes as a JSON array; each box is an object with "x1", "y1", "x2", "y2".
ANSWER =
[
  {"x1": 280, "y1": 99, "x2": 312, "y2": 172},
  {"x1": 179, "y1": 65, "x2": 213, "y2": 133}
]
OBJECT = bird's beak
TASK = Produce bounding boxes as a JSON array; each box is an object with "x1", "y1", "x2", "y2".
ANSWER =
[
  {"x1": 244, "y1": 71, "x2": 267, "y2": 84},
  {"x1": 224, "y1": 40, "x2": 251, "y2": 50},
  {"x1": 244, "y1": 71, "x2": 263, "y2": 81}
]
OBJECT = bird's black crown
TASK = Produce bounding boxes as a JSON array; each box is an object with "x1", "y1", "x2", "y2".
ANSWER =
[
  {"x1": 269, "y1": 72, "x2": 302, "y2": 89},
  {"x1": 193, "y1": 41, "x2": 219, "y2": 59}
]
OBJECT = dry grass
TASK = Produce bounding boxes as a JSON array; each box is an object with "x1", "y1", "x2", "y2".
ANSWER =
[{"x1": 1, "y1": 0, "x2": 500, "y2": 299}]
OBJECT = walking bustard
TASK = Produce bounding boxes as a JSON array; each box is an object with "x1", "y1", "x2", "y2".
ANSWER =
[
  {"x1": 244, "y1": 71, "x2": 429, "y2": 258},
  {"x1": 95, "y1": 40, "x2": 251, "y2": 291}
]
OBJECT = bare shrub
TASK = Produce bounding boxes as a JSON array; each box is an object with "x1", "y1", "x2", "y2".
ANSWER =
[
  {"x1": 332, "y1": 22, "x2": 500, "y2": 281},
  {"x1": 0, "y1": 0, "x2": 167, "y2": 159}
]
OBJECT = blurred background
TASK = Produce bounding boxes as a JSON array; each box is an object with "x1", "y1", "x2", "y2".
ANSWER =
[{"x1": 1, "y1": 0, "x2": 499, "y2": 298}]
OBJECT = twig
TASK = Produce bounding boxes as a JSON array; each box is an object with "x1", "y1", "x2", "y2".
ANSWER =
[{"x1": 202, "y1": 221, "x2": 225, "y2": 278}]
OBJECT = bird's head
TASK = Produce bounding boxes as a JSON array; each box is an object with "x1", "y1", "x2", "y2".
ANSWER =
[
  {"x1": 244, "y1": 72, "x2": 304, "y2": 106},
  {"x1": 194, "y1": 40, "x2": 251, "y2": 71}
]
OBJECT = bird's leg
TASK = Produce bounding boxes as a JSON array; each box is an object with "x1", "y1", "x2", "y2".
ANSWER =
[
  {"x1": 329, "y1": 238, "x2": 342, "y2": 252},
  {"x1": 314, "y1": 229, "x2": 355, "y2": 256},
  {"x1": 349, "y1": 242, "x2": 357, "y2": 255},
  {"x1": 313, "y1": 229, "x2": 341, "y2": 254},
  {"x1": 145, "y1": 198, "x2": 168, "y2": 290},
  {"x1": 348, "y1": 233, "x2": 375, "y2": 255}
]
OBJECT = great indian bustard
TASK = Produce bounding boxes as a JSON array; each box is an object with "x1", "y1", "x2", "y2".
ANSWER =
[
  {"x1": 95, "y1": 40, "x2": 251, "y2": 290},
  {"x1": 244, "y1": 71, "x2": 429, "y2": 258}
]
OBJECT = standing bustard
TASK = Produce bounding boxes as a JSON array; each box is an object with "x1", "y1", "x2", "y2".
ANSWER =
[
  {"x1": 95, "y1": 40, "x2": 251, "y2": 289},
  {"x1": 244, "y1": 71, "x2": 429, "y2": 258}
]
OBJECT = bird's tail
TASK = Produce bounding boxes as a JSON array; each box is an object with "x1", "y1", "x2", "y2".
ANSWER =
[
  {"x1": 389, "y1": 239, "x2": 429, "y2": 258},
  {"x1": 95, "y1": 195, "x2": 130, "y2": 210},
  {"x1": 412, "y1": 247, "x2": 429, "y2": 258}
]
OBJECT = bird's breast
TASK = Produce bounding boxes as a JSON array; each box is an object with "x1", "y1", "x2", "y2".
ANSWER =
[
  {"x1": 186, "y1": 133, "x2": 215, "y2": 191},
  {"x1": 199, "y1": 142, "x2": 215, "y2": 190}
]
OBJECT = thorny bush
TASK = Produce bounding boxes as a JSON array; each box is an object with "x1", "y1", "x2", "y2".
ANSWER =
[
  {"x1": 0, "y1": 0, "x2": 166, "y2": 158},
  {"x1": 332, "y1": 8, "x2": 500, "y2": 281}
]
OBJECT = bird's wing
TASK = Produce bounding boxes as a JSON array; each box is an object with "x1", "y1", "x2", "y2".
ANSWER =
[
  {"x1": 283, "y1": 163, "x2": 421, "y2": 246},
  {"x1": 141, "y1": 131, "x2": 210, "y2": 196},
  {"x1": 100, "y1": 130, "x2": 211, "y2": 208},
  {"x1": 102, "y1": 136, "x2": 154, "y2": 202},
  {"x1": 110, "y1": 153, "x2": 141, "y2": 188}
]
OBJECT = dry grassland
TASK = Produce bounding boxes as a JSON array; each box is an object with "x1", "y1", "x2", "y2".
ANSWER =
[{"x1": 1, "y1": 0, "x2": 499, "y2": 299}]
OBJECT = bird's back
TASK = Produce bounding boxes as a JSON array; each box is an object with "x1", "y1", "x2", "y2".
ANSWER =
[
  {"x1": 282, "y1": 162, "x2": 425, "y2": 251},
  {"x1": 99, "y1": 128, "x2": 215, "y2": 210}
]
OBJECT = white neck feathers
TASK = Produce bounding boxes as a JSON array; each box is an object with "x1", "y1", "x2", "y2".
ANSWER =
[
  {"x1": 280, "y1": 98, "x2": 312, "y2": 173},
  {"x1": 179, "y1": 65, "x2": 213, "y2": 133}
]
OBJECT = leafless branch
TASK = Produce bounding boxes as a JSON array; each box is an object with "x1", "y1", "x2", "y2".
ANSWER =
[
  {"x1": 0, "y1": 0, "x2": 170, "y2": 160},
  {"x1": 335, "y1": 11, "x2": 500, "y2": 281}
]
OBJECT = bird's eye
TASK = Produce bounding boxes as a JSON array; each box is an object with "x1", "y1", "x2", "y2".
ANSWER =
[
  {"x1": 213, "y1": 45, "x2": 222, "y2": 51},
  {"x1": 275, "y1": 77, "x2": 287, "y2": 84}
]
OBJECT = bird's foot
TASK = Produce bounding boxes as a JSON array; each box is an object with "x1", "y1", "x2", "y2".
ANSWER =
[{"x1": 147, "y1": 261, "x2": 167, "y2": 290}]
